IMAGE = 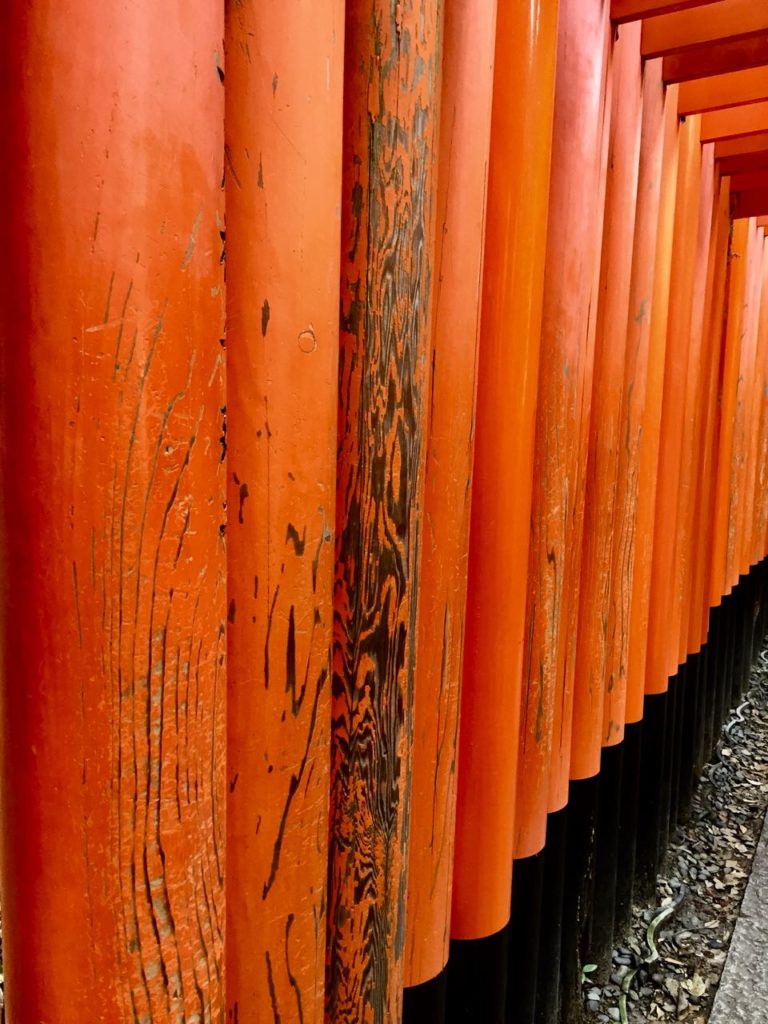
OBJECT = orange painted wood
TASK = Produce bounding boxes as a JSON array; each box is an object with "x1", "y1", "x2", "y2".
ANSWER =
[
  {"x1": 326, "y1": 2, "x2": 442, "y2": 1018},
  {"x1": 572, "y1": 20, "x2": 643, "y2": 770},
  {"x1": 612, "y1": 0, "x2": 725, "y2": 23},
  {"x1": 701, "y1": 100, "x2": 768, "y2": 143},
  {"x1": 452, "y1": 0, "x2": 559, "y2": 938},
  {"x1": 679, "y1": 67, "x2": 768, "y2": 116},
  {"x1": 733, "y1": 188, "x2": 768, "y2": 217},
  {"x1": 731, "y1": 170, "x2": 768, "y2": 191},
  {"x1": 688, "y1": 177, "x2": 732, "y2": 649},
  {"x1": 757, "y1": 231, "x2": 768, "y2": 566},
  {"x1": 645, "y1": 115, "x2": 702, "y2": 694},
  {"x1": 740, "y1": 228, "x2": 767, "y2": 571},
  {"x1": 610, "y1": 68, "x2": 678, "y2": 726},
  {"x1": 716, "y1": 133, "x2": 768, "y2": 159},
  {"x1": 662, "y1": 33, "x2": 768, "y2": 84},
  {"x1": 625, "y1": 80, "x2": 682, "y2": 719},
  {"x1": 0, "y1": 1, "x2": 227, "y2": 1020},
  {"x1": 719, "y1": 150, "x2": 768, "y2": 175},
  {"x1": 672, "y1": 143, "x2": 716, "y2": 667},
  {"x1": 563, "y1": 10, "x2": 616, "y2": 788},
  {"x1": 750, "y1": 237, "x2": 768, "y2": 564},
  {"x1": 728, "y1": 221, "x2": 761, "y2": 584},
  {"x1": 741, "y1": 225, "x2": 765, "y2": 577},
  {"x1": 224, "y1": 2, "x2": 344, "y2": 1020},
  {"x1": 518, "y1": 0, "x2": 612, "y2": 816},
  {"x1": 758, "y1": 216, "x2": 768, "y2": 227},
  {"x1": 710, "y1": 218, "x2": 750, "y2": 601},
  {"x1": 405, "y1": 0, "x2": 497, "y2": 986},
  {"x1": 642, "y1": 0, "x2": 768, "y2": 58}
]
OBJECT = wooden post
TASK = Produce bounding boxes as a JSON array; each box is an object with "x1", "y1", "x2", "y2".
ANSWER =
[
  {"x1": 572, "y1": 18, "x2": 643, "y2": 770},
  {"x1": 748, "y1": 229, "x2": 768, "y2": 566},
  {"x1": 517, "y1": 4, "x2": 613, "y2": 1019},
  {"x1": 543, "y1": 0, "x2": 613, "y2": 807},
  {"x1": 0, "y1": 2, "x2": 226, "y2": 1020},
  {"x1": 326, "y1": 2, "x2": 443, "y2": 1020},
  {"x1": 752, "y1": 237, "x2": 768, "y2": 565},
  {"x1": 450, "y1": 0, "x2": 560, "y2": 945},
  {"x1": 646, "y1": 115, "x2": 702, "y2": 695},
  {"x1": 671, "y1": 145, "x2": 716, "y2": 669},
  {"x1": 711, "y1": 217, "x2": 750, "y2": 603},
  {"x1": 731, "y1": 221, "x2": 764, "y2": 581},
  {"x1": 688, "y1": 177, "x2": 733, "y2": 651},
  {"x1": 404, "y1": 0, "x2": 497, "y2": 1004},
  {"x1": 514, "y1": 0, "x2": 614, "y2": 856},
  {"x1": 608, "y1": 62, "x2": 672, "y2": 728},
  {"x1": 224, "y1": 2, "x2": 344, "y2": 1021}
]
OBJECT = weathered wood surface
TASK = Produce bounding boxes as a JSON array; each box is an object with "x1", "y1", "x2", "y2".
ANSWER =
[
  {"x1": 637, "y1": 84, "x2": 682, "y2": 704},
  {"x1": 519, "y1": 0, "x2": 612, "y2": 821},
  {"x1": 738, "y1": 224, "x2": 766, "y2": 574},
  {"x1": 710, "y1": 217, "x2": 749, "y2": 603},
  {"x1": 678, "y1": 146, "x2": 721, "y2": 660},
  {"x1": 686, "y1": 175, "x2": 732, "y2": 652},
  {"x1": 225, "y1": 1, "x2": 344, "y2": 1021},
  {"x1": 450, "y1": 0, "x2": 560, "y2": 928},
  {"x1": 751, "y1": 237, "x2": 768, "y2": 567},
  {"x1": 730, "y1": 220, "x2": 764, "y2": 583},
  {"x1": 645, "y1": 114, "x2": 702, "y2": 693},
  {"x1": 1, "y1": 2, "x2": 226, "y2": 1020},
  {"x1": 326, "y1": 2, "x2": 442, "y2": 1020},
  {"x1": 669, "y1": 145, "x2": 716, "y2": 669},
  {"x1": 606, "y1": 59, "x2": 666, "y2": 728},
  {"x1": 404, "y1": 0, "x2": 496, "y2": 988},
  {"x1": 572, "y1": 19, "x2": 642, "y2": 766}
]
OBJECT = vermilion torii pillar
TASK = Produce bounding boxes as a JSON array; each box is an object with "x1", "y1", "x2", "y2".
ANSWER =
[
  {"x1": 224, "y1": 2, "x2": 344, "y2": 1021},
  {"x1": 326, "y1": 2, "x2": 443, "y2": 1021},
  {"x1": 1, "y1": 1, "x2": 227, "y2": 1021}
]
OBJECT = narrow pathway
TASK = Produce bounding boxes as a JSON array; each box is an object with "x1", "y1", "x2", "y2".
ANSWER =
[{"x1": 709, "y1": 809, "x2": 768, "y2": 1023}]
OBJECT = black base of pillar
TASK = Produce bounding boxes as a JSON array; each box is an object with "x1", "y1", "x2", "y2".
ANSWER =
[
  {"x1": 447, "y1": 926, "x2": 509, "y2": 1024},
  {"x1": 507, "y1": 849, "x2": 545, "y2": 1024},
  {"x1": 560, "y1": 775, "x2": 599, "y2": 1024},
  {"x1": 635, "y1": 690, "x2": 667, "y2": 901},
  {"x1": 403, "y1": 965, "x2": 448, "y2": 1024},
  {"x1": 590, "y1": 742, "x2": 623, "y2": 973},
  {"x1": 665, "y1": 669, "x2": 682, "y2": 849},
  {"x1": 534, "y1": 807, "x2": 567, "y2": 1024},
  {"x1": 678, "y1": 652, "x2": 699, "y2": 824},
  {"x1": 614, "y1": 719, "x2": 642, "y2": 938}
]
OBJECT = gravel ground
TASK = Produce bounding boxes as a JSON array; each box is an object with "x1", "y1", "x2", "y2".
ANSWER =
[{"x1": 585, "y1": 645, "x2": 768, "y2": 1024}]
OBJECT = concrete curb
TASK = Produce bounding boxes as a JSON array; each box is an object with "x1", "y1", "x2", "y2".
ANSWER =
[{"x1": 710, "y1": 807, "x2": 768, "y2": 1023}]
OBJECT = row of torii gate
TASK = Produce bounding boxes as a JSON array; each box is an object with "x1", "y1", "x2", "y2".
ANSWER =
[{"x1": 4, "y1": 1, "x2": 768, "y2": 1023}]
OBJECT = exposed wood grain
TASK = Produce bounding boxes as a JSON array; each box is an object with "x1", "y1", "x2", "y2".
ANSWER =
[{"x1": 326, "y1": 2, "x2": 442, "y2": 1021}]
